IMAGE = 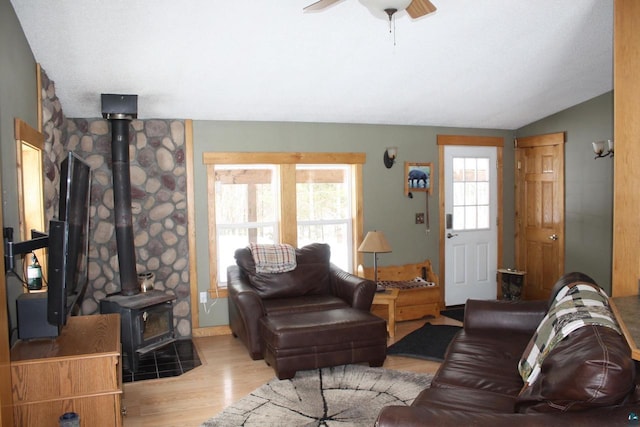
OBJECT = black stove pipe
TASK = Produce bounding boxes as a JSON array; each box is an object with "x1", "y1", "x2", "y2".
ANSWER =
[{"x1": 102, "y1": 94, "x2": 139, "y2": 296}]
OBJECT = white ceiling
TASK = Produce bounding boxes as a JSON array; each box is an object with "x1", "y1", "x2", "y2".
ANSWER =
[{"x1": 11, "y1": 0, "x2": 613, "y2": 130}]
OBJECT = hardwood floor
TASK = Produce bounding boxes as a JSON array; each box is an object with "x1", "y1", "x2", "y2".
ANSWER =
[{"x1": 122, "y1": 315, "x2": 462, "y2": 427}]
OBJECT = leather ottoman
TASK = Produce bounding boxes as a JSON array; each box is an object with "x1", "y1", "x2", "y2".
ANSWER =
[{"x1": 259, "y1": 307, "x2": 387, "y2": 379}]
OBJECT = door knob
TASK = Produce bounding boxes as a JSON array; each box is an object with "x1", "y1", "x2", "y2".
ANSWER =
[
  {"x1": 549, "y1": 234, "x2": 558, "y2": 241},
  {"x1": 446, "y1": 233, "x2": 459, "y2": 239}
]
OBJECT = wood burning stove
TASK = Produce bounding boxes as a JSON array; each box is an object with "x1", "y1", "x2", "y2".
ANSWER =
[
  {"x1": 98, "y1": 94, "x2": 178, "y2": 373},
  {"x1": 101, "y1": 290, "x2": 176, "y2": 372}
]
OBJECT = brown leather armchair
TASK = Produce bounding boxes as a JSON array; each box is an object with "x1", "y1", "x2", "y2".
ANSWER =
[{"x1": 227, "y1": 243, "x2": 381, "y2": 360}]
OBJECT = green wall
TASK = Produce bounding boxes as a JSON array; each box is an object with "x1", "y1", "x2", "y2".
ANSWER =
[
  {"x1": 192, "y1": 121, "x2": 515, "y2": 326},
  {"x1": 516, "y1": 92, "x2": 614, "y2": 293},
  {"x1": 0, "y1": 0, "x2": 614, "y2": 329},
  {"x1": 1, "y1": 0, "x2": 38, "y2": 229},
  {"x1": 0, "y1": 0, "x2": 38, "y2": 338}
]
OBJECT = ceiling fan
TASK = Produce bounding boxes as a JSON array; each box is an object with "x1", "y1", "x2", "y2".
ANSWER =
[{"x1": 303, "y1": 0, "x2": 437, "y2": 20}]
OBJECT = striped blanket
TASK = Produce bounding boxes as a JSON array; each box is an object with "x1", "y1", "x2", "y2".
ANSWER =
[
  {"x1": 249, "y1": 243, "x2": 297, "y2": 273},
  {"x1": 518, "y1": 283, "x2": 621, "y2": 387}
]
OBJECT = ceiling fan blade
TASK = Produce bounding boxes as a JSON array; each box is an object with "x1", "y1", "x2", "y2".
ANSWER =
[
  {"x1": 406, "y1": 0, "x2": 437, "y2": 19},
  {"x1": 303, "y1": 0, "x2": 342, "y2": 12}
]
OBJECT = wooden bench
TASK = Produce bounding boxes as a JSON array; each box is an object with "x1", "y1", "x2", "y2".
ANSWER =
[{"x1": 360, "y1": 259, "x2": 441, "y2": 322}]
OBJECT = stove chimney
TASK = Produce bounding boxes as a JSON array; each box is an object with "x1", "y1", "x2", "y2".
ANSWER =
[{"x1": 101, "y1": 94, "x2": 139, "y2": 296}]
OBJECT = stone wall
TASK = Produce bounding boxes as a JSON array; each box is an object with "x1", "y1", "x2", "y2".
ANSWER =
[
  {"x1": 40, "y1": 69, "x2": 191, "y2": 337},
  {"x1": 40, "y1": 70, "x2": 67, "y2": 221}
]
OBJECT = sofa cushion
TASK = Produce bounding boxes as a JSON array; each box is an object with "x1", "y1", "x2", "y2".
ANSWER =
[
  {"x1": 413, "y1": 387, "x2": 516, "y2": 414},
  {"x1": 431, "y1": 330, "x2": 531, "y2": 396},
  {"x1": 235, "y1": 243, "x2": 332, "y2": 299},
  {"x1": 259, "y1": 307, "x2": 387, "y2": 351},
  {"x1": 263, "y1": 295, "x2": 348, "y2": 316}
]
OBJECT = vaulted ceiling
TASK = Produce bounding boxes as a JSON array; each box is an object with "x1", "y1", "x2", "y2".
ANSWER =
[{"x1": 11, "y1": 0, "x2": 613, "y2": 129}]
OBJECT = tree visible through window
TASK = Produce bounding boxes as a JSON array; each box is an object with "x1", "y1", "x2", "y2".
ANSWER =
[
  {"x1": 296, "y1": 165, "x2": 352, "y2": 272},
  {"x1": 214, "y1": 164, "x2": 279, "y2": 285}
]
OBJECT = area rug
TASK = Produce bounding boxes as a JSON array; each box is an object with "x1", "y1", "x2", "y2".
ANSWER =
[
  {"x1": 387, "y1": 323, "x2": 462, "y2": 361},
  {"x1": 440, "y1": 306, "x2": 465, "y2": 322},
  {"x1": 201, "y1": 364, "x2": 432, "y2": 426}
]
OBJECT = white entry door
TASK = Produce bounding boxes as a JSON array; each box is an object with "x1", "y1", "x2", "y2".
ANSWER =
[{"x1": 444, "y1": 146, "x2": 498, "y2": 306}]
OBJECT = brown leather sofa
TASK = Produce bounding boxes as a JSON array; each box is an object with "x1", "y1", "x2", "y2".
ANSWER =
[
  {"x1": 228, "y1": 243, "x2": 387, "y2": 378},
  {"x1": 376, "y1": 272, "x2": 639, "y2": 426}
]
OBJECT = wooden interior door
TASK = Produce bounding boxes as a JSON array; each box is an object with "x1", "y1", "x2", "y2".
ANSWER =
[{"x1": 515, "y1": 132, "x2": 565, "y2": 300}]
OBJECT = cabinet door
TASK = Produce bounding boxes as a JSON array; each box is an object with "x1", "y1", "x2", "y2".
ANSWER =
[{"x1": 14, "y1": 395, "x2": 121, "y2": 427}]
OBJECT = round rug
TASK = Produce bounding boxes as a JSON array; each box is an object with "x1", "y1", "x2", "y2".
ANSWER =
[{"x1": 201, "y1": 364, "x2": 432, "y2": 426}]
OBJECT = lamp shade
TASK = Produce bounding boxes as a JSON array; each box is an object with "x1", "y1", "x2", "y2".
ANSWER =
[
  {"x1": 358, "y1": 231, "x2": 392, "y2": 253},
  {"x1": 592, "y1": 140, "x2": 605, "y2": 155}
]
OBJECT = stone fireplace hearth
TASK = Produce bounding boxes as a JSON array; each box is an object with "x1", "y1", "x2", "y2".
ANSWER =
[{"x1": 39, "y1": 70, "x2": 192, "y2": 338}]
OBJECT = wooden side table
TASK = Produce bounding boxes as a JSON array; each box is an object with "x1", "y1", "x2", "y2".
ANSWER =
[
  {"x1": 372, "y1": 288, "x2": 399, "y2": 337},
  {"x1": 610, "y1": 296, "x2": 640, "y2": 361}
]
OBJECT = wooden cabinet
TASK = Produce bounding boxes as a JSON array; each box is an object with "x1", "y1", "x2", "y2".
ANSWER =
[
  {"x1": 10, "y1": 314, "x2": 122, "y2": 427},
  {"x1": 609, "y1": 297, "x2": 640, "y2": 361}
]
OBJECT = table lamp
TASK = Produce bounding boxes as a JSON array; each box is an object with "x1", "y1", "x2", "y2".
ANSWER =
[{"x1": 358, "y1": 230, "x2": 392, "y2": 282}]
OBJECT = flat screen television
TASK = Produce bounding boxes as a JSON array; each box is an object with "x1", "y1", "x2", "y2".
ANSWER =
[
  {"x1": 11, "y1": 151, "x2": 92, "y2": 340},
  {"x1": 47, "y1": 152, "x2": 92, "y2": 326}
]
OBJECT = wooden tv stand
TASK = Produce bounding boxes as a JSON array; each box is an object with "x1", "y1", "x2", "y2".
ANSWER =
[{"x1": 10, "y1": 314, "x2": 123, "y2": 427}]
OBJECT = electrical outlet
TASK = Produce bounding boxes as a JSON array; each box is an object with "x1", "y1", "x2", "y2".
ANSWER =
[
  {"x1": 415, "y1": 212, "x2": 425, "y2": 224},
  {"x1": 200, "y1": 291, "x2": 207, "y2": 304}
]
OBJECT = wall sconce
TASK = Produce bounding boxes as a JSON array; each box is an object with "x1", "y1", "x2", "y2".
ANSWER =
[
  {"x1": 383, "y1": 147, "x2": 397, "y2": 168},
  {"x1": 592, "y1": 139, "x2": 614, "y2": 159}
]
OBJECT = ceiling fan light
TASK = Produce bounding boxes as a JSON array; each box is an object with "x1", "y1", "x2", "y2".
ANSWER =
[{"x1": 361, "y1": 0, "x2": 412, "y2": 13}]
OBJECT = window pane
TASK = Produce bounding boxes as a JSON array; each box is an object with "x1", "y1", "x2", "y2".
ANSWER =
[
  {"x1": 453, "y1": 158, "x2": 464, "y2": 182},
  {"x1": 217, "y1": 226, "x2": 276, "y2": 283},
  {"x1": 214, "y1": 165, "x2": 277, "y2": 224},
  {"x1": 296, "y1": 165, "x2": 352, "y2": 270},
  {"x1": 453, "y1": 206, "x2": 465, "y2": 230},
  {"x1": 296, "y1": 166, "x2": 348, "y2": 221},
  {"x1": 477, "y1": 182, "x2": 489, "y2": 205},
  {"x1": 465, "y1": 182, "x2": 477, "y2": 205},
  {"x1": 298, "y1": 223, "x2": 350, "y2": 271},
  {"x1": 477, "y1": 158, "x2": 489, "y2": 181},
  {"x1": 464, "y1": 158, "x2": 477, "y2": 181},
  {"x1": 465, "y1": 206, "x2": 477, "y2": 229},
  {"x1": 453, "y1": 182, "x2": 465, "y2": 206},
  {"x1": 477, "y1": 206, "x2": 490, "y2": 229},
  {"x1": 214, "y1": 165, "x2": 279, "y2": 284}
]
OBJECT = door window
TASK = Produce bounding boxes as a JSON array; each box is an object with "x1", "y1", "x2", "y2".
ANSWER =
[{"x1": 452, "y1": 157, "x2": 490, "y2": 231}]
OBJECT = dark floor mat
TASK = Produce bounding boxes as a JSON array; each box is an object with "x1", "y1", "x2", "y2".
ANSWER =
[
  {"x1": 387, "y1": 323, "x2": 462, "y2": 361},
  {"x1": 440, "y1": 307, "x2": 465, "y2": 322}
]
